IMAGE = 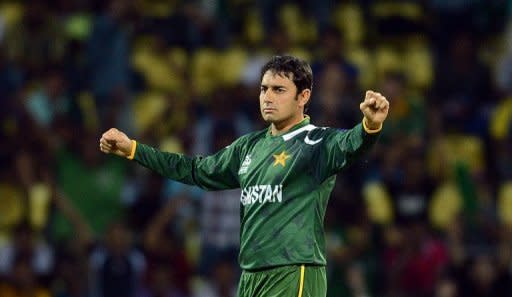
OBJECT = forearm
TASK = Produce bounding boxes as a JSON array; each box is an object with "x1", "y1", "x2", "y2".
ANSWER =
[
  {"x1": 347, "y1": 120, "x2": 381, "y2": 156},
  {"x1": 131, "y1": 142, "x2": 197, "y2": 186},
  {"x1": 330, "y1": 121, "x2": 380, "y2": 172},
  {"x1": 144, "y1": 198, "x2": 184, "y2": 250},
  {"x1": 130, "y1": 139, "x2": 241, "y2": 190},
  {"x1": 54, "y1": 191, "x2": 94, "y2": 246},
  {"x1": 315, "y1": 120, "x2": 383, "y2": 183}
]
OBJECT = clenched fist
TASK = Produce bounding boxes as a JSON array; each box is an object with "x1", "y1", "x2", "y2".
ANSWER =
[
  {"x1": 360, "y1": 90, "x2": 390, "y2": 130},
  {"x1": 99, "y1": 128, "x2": 134, "y2": 158}
]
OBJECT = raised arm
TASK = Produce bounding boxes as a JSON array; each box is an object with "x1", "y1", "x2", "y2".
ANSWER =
[
  {"x1": 143, "y1": 196, "x2": 187, "y2": 251},
  {"x1": 99, "y1": 128, "x2": 242, "y2": 190},
  {"x1": 52, "y1": 190, "x2": 94, "y2": 248},
  {"x1": 315, "y1": 91, "x2": 389, "y2": 180}
]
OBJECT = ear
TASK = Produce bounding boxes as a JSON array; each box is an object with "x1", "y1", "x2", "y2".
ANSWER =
[{"x1": 297, "y1": 89, "x2": 311, "y2": 108}]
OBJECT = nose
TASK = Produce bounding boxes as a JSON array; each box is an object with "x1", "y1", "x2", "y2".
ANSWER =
[{"x1": 262, "y1": 90, "x2": 273, "y2": 104}]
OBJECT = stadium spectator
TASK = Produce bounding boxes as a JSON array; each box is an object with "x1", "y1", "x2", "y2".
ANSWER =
[{"x1": 89, "y1": 221, "x2": 146, "y2": 297}]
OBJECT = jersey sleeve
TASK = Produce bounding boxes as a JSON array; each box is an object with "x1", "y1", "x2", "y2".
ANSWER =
[
  {"x1": 132, "y1": 137, "x2": 245, "y2": 191},
  {"x1": 316, "y1": 121, "x2": 380, "y2": 181}
]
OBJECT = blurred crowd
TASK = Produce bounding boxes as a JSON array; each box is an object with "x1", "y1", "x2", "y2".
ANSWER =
[{"x1": 1, "y1": 0, "x2": 512, "y2": 296}]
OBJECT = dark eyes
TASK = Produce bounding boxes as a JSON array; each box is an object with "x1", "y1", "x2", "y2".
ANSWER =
[{"x1": 260, "y1": 87, "x2": 285, "y2": 93}]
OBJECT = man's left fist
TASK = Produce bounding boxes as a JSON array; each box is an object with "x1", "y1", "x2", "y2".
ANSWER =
[{"x1": 360, "y1": 90, "x2": 390, "y2": 130}]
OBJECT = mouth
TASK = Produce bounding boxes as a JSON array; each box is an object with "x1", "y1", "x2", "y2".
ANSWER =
[{"x1": 263, "y1": 108, "x2": 276, "y2": 113}]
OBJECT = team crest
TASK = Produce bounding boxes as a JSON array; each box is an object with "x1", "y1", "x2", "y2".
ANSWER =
[{"x1": 273, "y1": 151, "x2": 291, "y2": 167}]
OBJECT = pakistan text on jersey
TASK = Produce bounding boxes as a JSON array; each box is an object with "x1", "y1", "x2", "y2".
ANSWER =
[{"x1": 240, "y1": 184, "x2": 283, "y2": 205}]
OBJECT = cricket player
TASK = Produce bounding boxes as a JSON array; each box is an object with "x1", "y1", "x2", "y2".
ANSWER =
[{"x1": 99, "y1": 55, "x2": 389, "y2": 297}]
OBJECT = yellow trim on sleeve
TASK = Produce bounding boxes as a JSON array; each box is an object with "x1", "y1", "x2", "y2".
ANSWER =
[
  {"x1": 127, "y1": 140, "x2": 137, "y2": 160},
  {"x1": 298, "y1": 265, "x2": 305, "y2": 297},
  {"x1": 363, "y1": 117, "x2": 382, "y2": 133}
]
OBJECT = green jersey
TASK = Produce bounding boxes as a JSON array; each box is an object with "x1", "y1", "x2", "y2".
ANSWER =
[{"x1": 132, "y1": 117, "x2": 380, "y2": 270}]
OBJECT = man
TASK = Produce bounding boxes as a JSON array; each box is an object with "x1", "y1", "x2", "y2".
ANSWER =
[{"x1": 99, "y1": 55, "x2": 389, "y2": 297}]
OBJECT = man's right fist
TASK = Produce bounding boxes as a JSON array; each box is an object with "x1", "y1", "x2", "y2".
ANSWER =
[{"x1": 99, "y1": 128, "x2": 134, "y2": 158}]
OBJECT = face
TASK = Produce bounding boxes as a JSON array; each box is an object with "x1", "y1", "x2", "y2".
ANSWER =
[{"x1": 259, "y1": 70, "x2": 310, "y2": 127}]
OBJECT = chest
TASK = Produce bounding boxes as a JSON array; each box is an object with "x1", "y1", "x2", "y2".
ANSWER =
[{"x1": 238, "y1": 137, "x2": 316, "y2": 187}]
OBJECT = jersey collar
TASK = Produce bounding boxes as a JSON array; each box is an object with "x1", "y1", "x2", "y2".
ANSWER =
[{"x1": 267, "y1": 115, "x2": 311, "y2": 138}]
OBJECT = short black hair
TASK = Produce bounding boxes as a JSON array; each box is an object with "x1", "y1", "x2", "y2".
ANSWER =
[{"x1": 260, "y1": 55, "x2": 313, "y2": 94}]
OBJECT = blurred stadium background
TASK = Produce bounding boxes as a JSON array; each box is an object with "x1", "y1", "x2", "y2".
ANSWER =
[{"x1": 1, "y1": 0, "x2": 512, "y2": 296}]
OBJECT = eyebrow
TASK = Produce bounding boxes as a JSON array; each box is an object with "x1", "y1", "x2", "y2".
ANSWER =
[{"x1": 260, "y1": 84, "x2": 287, "y2": 89}]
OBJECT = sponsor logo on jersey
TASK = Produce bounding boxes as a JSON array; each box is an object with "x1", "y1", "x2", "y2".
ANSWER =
[
  {"x1": 238, "y1": 154, "x2": 252, "y2": 175},
  {"x1": 240, "y1": 184, "x2": 283, "y2": 205}
]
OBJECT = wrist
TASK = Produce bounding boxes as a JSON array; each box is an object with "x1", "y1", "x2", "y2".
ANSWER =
[
  {"x1": 127, "y1": 140, "x2": 137, "y2": 159},
  {"x1": 363, "y1": 117, "x2": 382, "y2": 133}
]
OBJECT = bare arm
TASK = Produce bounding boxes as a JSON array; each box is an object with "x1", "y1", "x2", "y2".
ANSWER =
[
  {"x1": 143, "y1": 196, "x2": 187, "y2": 251},
  {"x1": 52, "y1": 190, "x2": 94, "y2": 248}
]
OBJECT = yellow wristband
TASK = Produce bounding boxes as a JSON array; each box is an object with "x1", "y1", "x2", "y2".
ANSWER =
[
  {"x1": 362, "y1": 118, "x2": 382, "y2": 133},
  {"x1": 127, "y1": 140, "x2": 137, "y2": 160}
]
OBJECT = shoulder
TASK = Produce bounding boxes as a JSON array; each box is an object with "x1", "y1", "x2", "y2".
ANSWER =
[
  {"x1": 320, "y1": 127, "x2": 352, "y2": 138},
  {"x1": 274, "y1": 124, "x2": 330, "y2": 147},
  {"x1": 288, "y1": 124, "x2": 357, "y2": 148},
  {"x1": 281, "y1": 123, "x2": 341, "y2": 141},
  {"x1": 307, "y1": 126, "x2": 351, "y2": 146}
]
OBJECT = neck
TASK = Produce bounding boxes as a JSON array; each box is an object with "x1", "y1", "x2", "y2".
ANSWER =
[{"x1": 271, "y1": 113, "x2": 305, "y2": 136}]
